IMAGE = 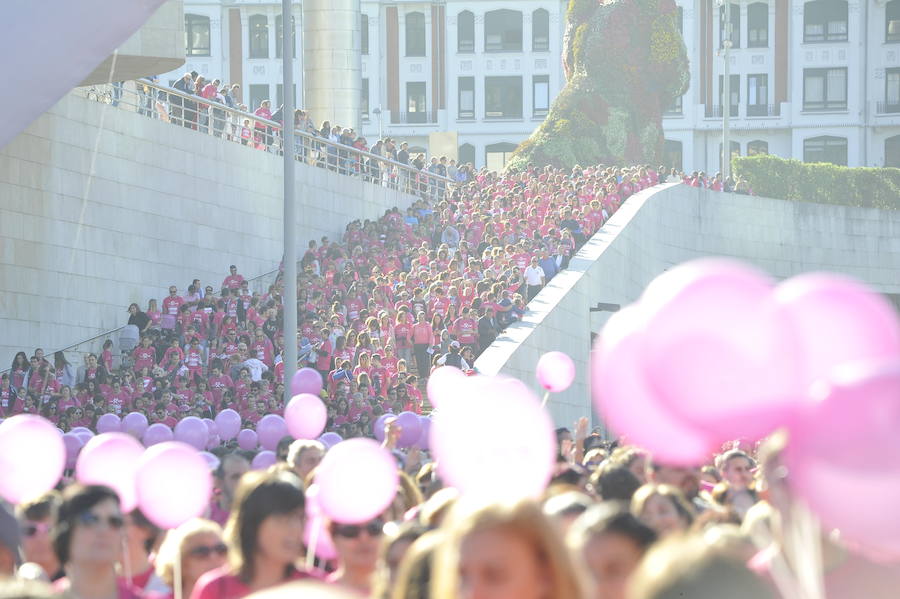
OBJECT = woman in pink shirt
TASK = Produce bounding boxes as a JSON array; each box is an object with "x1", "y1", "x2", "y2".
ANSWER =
[
  {"x1": 190, "y1": 471, "x2": 314, "y2": 599},
  {"x1": 411, "y1": 312, "x2": 433, "y2": 380}
]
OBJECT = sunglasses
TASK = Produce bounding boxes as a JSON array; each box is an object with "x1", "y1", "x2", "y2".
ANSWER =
[
  {"x1": 78, "y1": 512, "x2": 125, "y2": 530},
  {"x1": 332, "y1": 520, "x2": 384, "y2": 539},
  {"x1": 188, "y1": 543, "x2": 228, "y2": 558},
  {"x1": 22, "y1": 522, "x2": 52, "y2": 537}
]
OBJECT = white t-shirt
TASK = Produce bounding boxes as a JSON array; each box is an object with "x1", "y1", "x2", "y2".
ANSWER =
[{"x1": 524, "y1": 265, "x2": 545, "y2": 286}]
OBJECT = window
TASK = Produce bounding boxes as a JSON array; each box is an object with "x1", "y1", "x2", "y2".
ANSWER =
[
  {"x1": 747, "y1": 140, "x2": 769, "y2": 155},
  {"x1": 663, "y1": 139, "x2": 683, "y2": 171},
  {"x1": 676, "y1": 6, "x2": 684, "y2": 34},
  {"x1": 718, "y1": 74, "x2": 740, "y2": 116},
  {"x1": 276, "y1": 84, "x2": 297, "y2": 108},
  {"x1": 886, "y1": 68, "x2": 900, "y2": 113},
  {"x1": 803, "y1": 68, "x2": 847, "y2": 111},
  {"x1": 748, "y1": 3, "x2": 768, "y2": 47},
  {"x1": 361, "y1": 79, "x2": 369, "y2": 119},
  {"x1": 485, "y1": 10, "x2": 523, "y2": 52},
  {"x1": 803, "y1": 135, "x2": 847, "y2": 165},
  {"x1": 886, "y1": 135, "x2": 900, "y2": 168},
  {"x1": 720, "y1": 3, "x2": 740, "y2": 48},
  {"x1": 458, "y1": 77, "x2": 475, "y2": 119},
  {"x1": 803, "y1": 0, "x2": 848, "y2": 43},
  {"x1": 406, "y1": 12, "x2": 426, "y2": 57},
  {"x1": 249, "y1": 84, "x2": 269, "y2": 111},
  {"x1": 275, "y1": 14, "x2": 296, "y2": 59},
  {"x1": 532, "y1": 9, "x2": 550, "y2": 52},
  {"x1": 533, "y1": 75, "x2": 549, "y2": 117},
  {"x1": 361, "y1": 14, "x2": 369, "y2": 55},
  {"x1": 485, "y1": 142, "x2": 518, "y2": 172},
  {"x1": 747, "y1": 74, "x2": 768, "y2": 116},
  {"x1": 719, "y1": 141, "x2": 741, "y2": 171},
  {"x1": 458, "y1": 11, "x2": 475, "y2": 52},
  {"x1": 407, "y1": 81, "x2": 427, "y2": 123},
  {"x1": 185, "y1": 14, "x2": 211, "y2": 57},
  {"x1": 249, "y1": 14, "x2": 269, "y2": 58},
  {"x1": 889, "y1": 1, "x2": 900, "y2": 43},
  {"x1": 485, "y1": 76, "x2": 523, "y2": 119},
  {"x1": 459, "y1": 143, "x2": 476, "y2": 166},
  {"x1": 666, "y1": 94, "x2": 684, "y2": 115}
]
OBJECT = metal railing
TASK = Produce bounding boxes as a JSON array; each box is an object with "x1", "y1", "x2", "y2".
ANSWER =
[
  {"x1": 74, "y1": 79, "x2": 454, "y2": 198},
  {"x1": 705, "y1": 104, "x2": 739, "y2": 118},
  {"x1": 876, "y1": 101, "x2": 900, "y2": 115},
  {"x1": 746, "y1": 103, "x2": 781, "y2": 117},
  {"x1": 390, "y1": 111, "x2": 440, "y2": 125}
]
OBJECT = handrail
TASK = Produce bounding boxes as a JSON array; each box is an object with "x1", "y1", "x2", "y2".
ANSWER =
[{"x1": 76, "y1": 79, "x2": 455, "y2": 191}]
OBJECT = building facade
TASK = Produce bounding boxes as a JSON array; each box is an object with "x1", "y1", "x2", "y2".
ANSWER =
[
  {"x1": 160, "y1": 0, "x2": 567, "y2": 169},
  {"x1": 665, "y1": 0, "x2": 900, "y2": 173}
]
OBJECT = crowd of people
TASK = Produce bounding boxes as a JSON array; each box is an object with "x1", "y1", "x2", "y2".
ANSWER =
[{"x1": 2, "y1": 162, "x2": 661, "y2": 441}]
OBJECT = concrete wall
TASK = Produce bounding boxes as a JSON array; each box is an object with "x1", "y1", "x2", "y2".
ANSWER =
[
  {"x1": 475, "y1": 183, "x2": 900, "y2": 427},
  {"x1": 0, "y1": 90, "x2": 420, "y2": 366}
]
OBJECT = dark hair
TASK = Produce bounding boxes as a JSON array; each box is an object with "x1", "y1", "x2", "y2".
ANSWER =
[
  {"x1": 52, "y1": 484, "x2": 120, "y2": 565},
  {"x1": 226, "y1": 470, "x2": 305, "y2": 582},
  {"x1": 591, "y1": 464, "x2": 642, "y2": 502},
  {"x1": 129, "y1": 508, "x2": 162, "y2": 553},
  {"x1": 16, "y1": 491, "x2": 61, "y2": 522},
  {"x1": 570, "y1": 502, "x2": 657, "y2": 551}
]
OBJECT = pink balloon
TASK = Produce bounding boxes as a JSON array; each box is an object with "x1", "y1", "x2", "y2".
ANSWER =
[
  {"x1": 291, "y1": 367, "x2": 324, "y2": 396},
  {"x1": 314, "y1": 438, "x2": 399, "y2": 523},
  {"x1": 215, "y1": 409, "x2": 241, "y2": 441},
  {"x1": 285, "y1": 393, "x2": 327, "y2": 440},
  {"x1": 0, "y1": 415, "x2": 66, "y2": 503},
  {"x1": 76, "y1": 433, "x2": 144, "y2": 512},
  {"x1": 426, "y1": 366, "x2": 465, "y2": 409},
  {"x1": 592, "y1": 307, "x2": 716, "y2": 465},
  {"x1": 142, "y1": 423, "x2": 173, "y2": 446},
  {"x1": 174, "y1": 416, "x2": 209, "y2": 451},
  {"x1": 62, "y1": 433, "x2": 85, "y2": 470},
  {"x1": 536, "y1": 351, "x2": 576, "y2": 392},
  {"x1": 431, "y1": 375, "x2": 557, "y2": 499},
  {"x1": 639, "y1": 259, "x2": 803, "y2": 443},
  {"x1": 135, "y1": 442, "x2": 213, "y2": 529},
  {"x1": 199, "y1": 451, "x2": 220, "y2": 471},
  {"x1": 203, "y1": 418, "x2": 218, "y2": 438},
  {"x1": 773, "y1": 273, "x2": 900, "y2": 385},
  {"x1": 785, "y1": 361, "x2": 900, "y2": 558},
  {"x1": 96, "y1": 413, "x2": 121, "y2": 434},
  {"x1": 257, "y1": 414, "x2": 288, "y2": 451},
  {"x1": 396, "y1": 411, "x2": 422, "y2": 448},
  {"x1": 237, "y1": 428, "x2": 258, "y2": 450},
  {"x1": 122, "y1": 412, "x2": 149, "y2": 438},
  {"x1": 304, "y1": 484, "x2": 338, "y2": 560},
  {"x1": 251, "y1": 450, "x2": 277, "y2": 470}
]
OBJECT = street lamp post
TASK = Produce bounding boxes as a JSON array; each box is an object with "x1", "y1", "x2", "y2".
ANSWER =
[
  {"x1": 719, "y1": 0, "x2": 732, "y2": 180},
  {"x1": 282, "y1": 0, "x2": 298, "y2": 405}
]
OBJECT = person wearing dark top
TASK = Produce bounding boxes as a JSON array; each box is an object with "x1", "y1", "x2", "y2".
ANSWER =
[{"x1": 127, "y1": 303, "x2": 151, "y2": 333}]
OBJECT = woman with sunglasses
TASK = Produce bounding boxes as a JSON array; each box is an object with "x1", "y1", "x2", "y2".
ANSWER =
[
  {"x1": 51, "y1": 484, "x2": 138, "y2": 598},
  {"x1": 190, "y1": 470, "x2": 312, "y2": 599},
  {"x1": 327, "y1": 516, "x2": 386, "y2": 595},
  {"x1": 155, "y1": 519, "x2": 227, "y2": 598}
]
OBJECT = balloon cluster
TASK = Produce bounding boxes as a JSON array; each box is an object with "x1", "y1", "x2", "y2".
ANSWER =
[{"x1": 592, "y1": 259, "x2": 900, "y2": 557}]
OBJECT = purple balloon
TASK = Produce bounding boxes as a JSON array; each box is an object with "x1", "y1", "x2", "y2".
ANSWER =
[
  {"x1": 142, "y1": 423, "x2": 173, "y2": 447},
  {"x1": 62, "y1": 433, "x2": 84, "y2": 469},
  {"x1": 199, "y1": 451, "x2": 220, "y2": 471},
  {"x1": 215, "y1": 409, "x2": 241, "y2": 441},
  {"x1": 96, "y1": 413, "x2": 121, "y2": 434},
  {"x1": 319, "y1": 432, "x2": 343, "y2": 449},
  {"x1": 70, "y1": 426, "x2": 93, "y2": 437},
  {"x1": 174, "y1": 416, "x2": 208, "y2": 451},
  {"x1": 291, "y1": 367, "x2": 324, "y2": 396},
  {"x1": 203, "y1": 418, "x2": 218, "y2": 438},
  {"x1": 251, "y1": 450, "x2": 277, "y2": 470},
  {"x1": 257, "y1": 414, "x2": 288, "y2": 451},
  {"x1": 373, "y1": 413, "x2": 395, "y2": 442},
  {"x1": 122, "y1": 412, "x2": 149, "y2": 438},
  {"x1": 237, "y1": 428, "x2": 258, "y2": 450},
  {"x1": 396, "y1": 411, "x2": 422, "y2": 448},
  {"x1": 74, "y1": 430, "x2": 94, "y2": 445},
  {"x1": 415, "y1": 416, "x2": 431, "y2": 451},
  {"x1": 206, "y1": 434, "x2": 221, "y2": 450}
]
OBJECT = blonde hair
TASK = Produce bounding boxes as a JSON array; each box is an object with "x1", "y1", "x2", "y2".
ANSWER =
[
  {"x1": 154, "y1": 518, "x2": 224, "y2": 587},
  {"x1": 631, "y1": 484, "x2": 695, "y2": 527},
  {"x1": 432, "y1": 500, "x2": 585, "y2": 599}
]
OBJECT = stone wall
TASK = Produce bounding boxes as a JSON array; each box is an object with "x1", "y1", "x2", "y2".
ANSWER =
[
  {"x1": 475, "y1": 183, "x2": 900, "y2": 427},
  {"x1": 0, "y1": 91, "x2": 420, "y2": 366}
]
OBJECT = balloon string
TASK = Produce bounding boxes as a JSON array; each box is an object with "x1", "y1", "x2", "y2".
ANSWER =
[
  {"x1": 121, "y1": 536, "x2": 132, "y2": 584},
  {"x1": 174, "y1": 547, "x2": 183, "y2": 599},
  {"x1": 540, "y1": 391, "x2": 550, "y2": 408},
  {"x1": 305, "y1": 516, "x2": 320, "y2": 572}
]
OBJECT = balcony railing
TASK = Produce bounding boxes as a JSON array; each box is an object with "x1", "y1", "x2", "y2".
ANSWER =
[
  {"x1": 705, "y1": 104, "x2": 738, "y2": 118},
  {"x1": 390, "y1": 111, "x2": 439, "y2": 124},
  {"x1": 746, "y1": 103, "x2": 781, "y2": 117},
  {"x1": 876, "y1": 101, "x2": 900, "y2": 115},
  {"x1": 74, "y1": 80, "x2": 453, "y2": 198}
]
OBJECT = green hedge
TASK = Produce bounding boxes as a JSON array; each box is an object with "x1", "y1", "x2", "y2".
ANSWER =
[{"x1": 732, "y1": 155, "x2": 900, "y2": 211}]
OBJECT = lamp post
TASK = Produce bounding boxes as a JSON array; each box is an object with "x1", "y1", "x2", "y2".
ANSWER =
[
  {"x1": 282, "y1": 0, "x2": 298, "y2": 404},
  {"x1": 372, "y1": 106, "x2": 383, "y2": 140},
  {"x1": 719, "y1": 0, "x2": 732, "y2": 180}
]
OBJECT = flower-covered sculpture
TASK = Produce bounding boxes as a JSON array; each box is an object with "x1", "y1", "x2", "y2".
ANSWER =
[{"x1": 507, "y1": 0, "x2": 690, "y2": 170}]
